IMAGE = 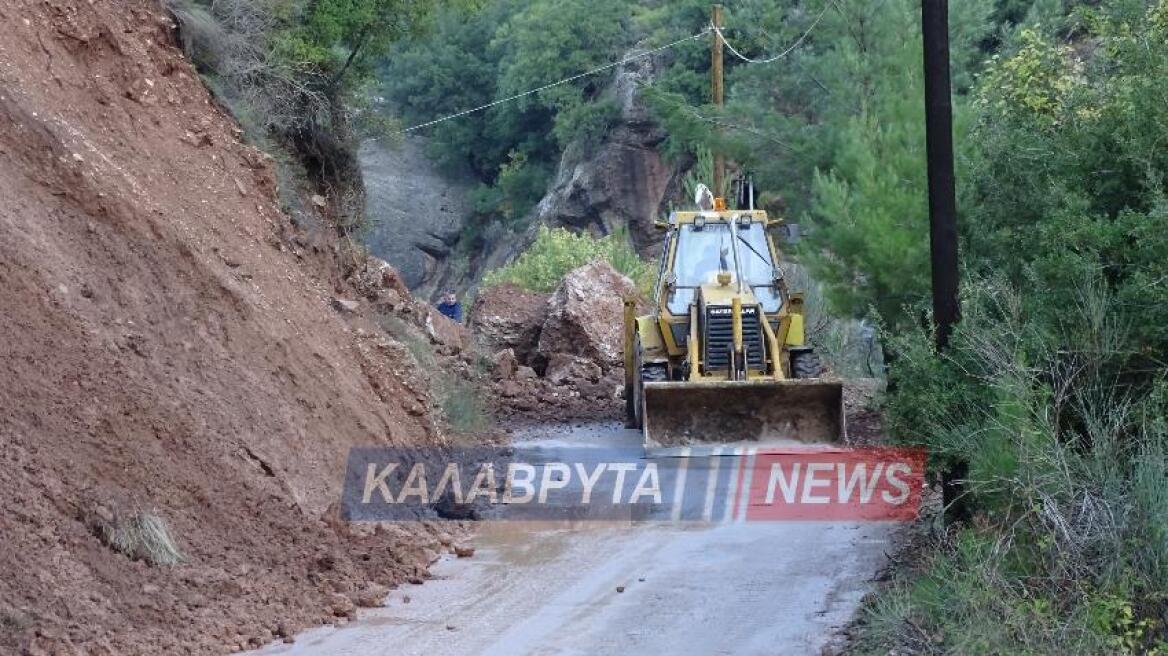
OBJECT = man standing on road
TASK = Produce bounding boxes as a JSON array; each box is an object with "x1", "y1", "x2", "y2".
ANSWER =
[{"x1": 436, "y1": 291, "x2": 462, "y2": 323}]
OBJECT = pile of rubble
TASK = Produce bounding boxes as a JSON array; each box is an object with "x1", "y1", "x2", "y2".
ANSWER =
[
  {"x1": 471, "y1": 261, "x2": 643, "y2": 423},
  {"x1": 347, "y1": 255, "x2": 469, "y2": 358}
]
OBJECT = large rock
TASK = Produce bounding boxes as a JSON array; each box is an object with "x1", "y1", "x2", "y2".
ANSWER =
[
  {"x1": 470, "y1": 284, "x2": 549, "y2": 365},
  {"x1": 544, "y1": 353, "x2": 603, "y2": 386},
  {"x1": 537, "y1": 261, "x2": 638, "y2": 371},
  {"x1": 423, "y1": 306, "x2": 466, "y2": 353}
]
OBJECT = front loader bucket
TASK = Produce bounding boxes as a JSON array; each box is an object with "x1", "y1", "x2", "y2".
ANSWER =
[{"x1": 642, "y1": 379, "x2": 845, "y2": 447}]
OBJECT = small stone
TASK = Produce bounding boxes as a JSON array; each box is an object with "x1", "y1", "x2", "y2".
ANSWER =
[
  {"x1": 453, "y1": 545, "x2": 475, "y2": 558},
  {"x1": 328, "y1": 593, "x2": 356, "y2": 618},
  {"x1": 332, "y1": 297, "x2": 359, "y2": 313},
  {"x1": 311, "y1": 194, "x2": 327, "y2": 208},
  {"x1": 616, "y1": 586, "x2": 625, "y2": 593}
]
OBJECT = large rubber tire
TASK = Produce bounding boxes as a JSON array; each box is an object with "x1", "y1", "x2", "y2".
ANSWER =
[
  {"x1": 629, "y1": 335, "x2": 667, "y2": 429},
  {"x1": 624, "y1": 382, "x2": 637, "y2": 428},
  {"x1": 791, "y1": 349, "x2": 824, "y2": 379},
  {"x1": 629, "y1": 335, "x2": 645, "y2": 429}
]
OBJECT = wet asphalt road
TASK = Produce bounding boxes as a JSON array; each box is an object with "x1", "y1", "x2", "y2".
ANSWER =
[{"x1": 252, "y1": 424, "x2": 894, "y2": 656}]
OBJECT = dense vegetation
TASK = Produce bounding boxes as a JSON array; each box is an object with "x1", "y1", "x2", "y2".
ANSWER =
[
  {"x1": 396, "y1": 0, "x2": 1168, "y2": 651},
  {"x1": 167, "y1": 0, "x2": 454, "y2": 230},
  {"x1": 381, "y1": 0, "x2": 640, "y2": 239},
  {"x1": 482, "y1": 226, "x2": 653, "y2": 294},
  {"x1": 860, "y1": 4, "x2": 1168, "y2": 652}
]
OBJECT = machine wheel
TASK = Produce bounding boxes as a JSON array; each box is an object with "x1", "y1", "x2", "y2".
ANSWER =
[
  {"x1": 791, "y1": 349, "x2": 824, "y2": 379},
  {"x1": 629, "y1": 334, "x2": 667, "y2": 429}
]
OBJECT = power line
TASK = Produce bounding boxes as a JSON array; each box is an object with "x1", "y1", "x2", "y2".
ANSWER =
[
  {"x1": 712, "y1": 4, "x2": 831, "y2": 65},
  {"x1": 392, "y1": 28, "x2": 711, "y2": 135},
  {"x1": 390, "y1": 4, "x2": 829, "y2": 137}
]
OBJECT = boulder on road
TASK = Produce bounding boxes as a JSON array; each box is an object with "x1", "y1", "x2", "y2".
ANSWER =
[
  {"x1": 537, "y1": 261, "x2": 638, "y2": 372},
  {"x1": 471, "y1": 284, "x2": 548, "y2": 365},
  {"x1": 544, "y1": 353, "x2": 603, "y2": 386}
]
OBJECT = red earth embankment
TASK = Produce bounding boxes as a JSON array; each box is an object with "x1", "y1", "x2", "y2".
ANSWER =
[{"x1": 0, "y1": 1, "x2": 459, "y2": 653}]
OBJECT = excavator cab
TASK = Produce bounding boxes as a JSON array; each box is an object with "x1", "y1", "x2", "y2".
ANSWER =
[{"x1": 623, "y1": 189, "x2": 844, "y2": 447}]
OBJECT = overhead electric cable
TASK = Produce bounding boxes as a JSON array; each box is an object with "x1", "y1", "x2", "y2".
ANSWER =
[
  {"x1": 393, "y1": 28, "x2": 711, "y2": 135},
  {"x1": 712, "y1": 3, "x2": 831, "y2": 65}
]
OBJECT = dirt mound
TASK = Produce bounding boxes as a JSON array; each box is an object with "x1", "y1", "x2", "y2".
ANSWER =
[
  {"x1": 0, "y1": 2, "x2": 461, "y2": 653},
  {"x1": 355, "y1": 256, "x2": 469, "y2": 355}
]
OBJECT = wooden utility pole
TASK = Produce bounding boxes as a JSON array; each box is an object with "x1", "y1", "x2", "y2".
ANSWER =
[
  {"x1": 922, "y1": 0, "x2": 969, "y2": 527},
  {"x1": 921, "y1": 0, "x2": 960, "y2": 351},
  {"x1": 711, "y1": 4, "x2": 725, "y2": 199}
]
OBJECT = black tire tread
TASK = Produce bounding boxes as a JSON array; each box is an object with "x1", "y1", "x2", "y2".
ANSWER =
[{"x1": 791, "y1": 350, "x2": 823, "y2": 379}]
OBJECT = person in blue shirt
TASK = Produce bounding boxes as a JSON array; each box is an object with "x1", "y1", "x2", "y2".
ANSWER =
[{"x1": 436, "y1": 291, "x2": 462, "y2": 323}]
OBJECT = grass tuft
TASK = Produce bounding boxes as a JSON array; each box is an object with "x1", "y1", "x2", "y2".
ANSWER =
[{"x1": 92, "y1": 507, "x2": 182, "y2": 567}]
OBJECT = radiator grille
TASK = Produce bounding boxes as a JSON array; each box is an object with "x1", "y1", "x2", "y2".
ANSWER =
[{"x1": 703, "y1": 304, "x2": 766, "y2": 372}]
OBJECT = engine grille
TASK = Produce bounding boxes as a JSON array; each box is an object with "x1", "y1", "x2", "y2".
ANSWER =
[{"x1": 703, "y1": 304, "x2": 766, "y2": 373}]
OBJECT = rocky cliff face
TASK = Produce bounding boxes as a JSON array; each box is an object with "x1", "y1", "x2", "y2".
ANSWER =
[
  {"x1": 362, "y1": 51, "x2": 688, "y2": 297},
  {"x1": 360, "y1": 137, "x2": 472, "y2": 300},
  {"x1": 531, "y1": 53, "x2": 688, "y2": 260}
]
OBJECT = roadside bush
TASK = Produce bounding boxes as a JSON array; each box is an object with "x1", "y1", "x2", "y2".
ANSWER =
[
  {"x1": 438, "y1": 378, "x2": 494, "y2": 436},
  {"x1": 483, "y1": 225, "x2": 653, "y2": 295},
  {"x1": 786, "y1": 263, "x2": 884, "y2": 379},
  {"x1": 864, "y1": 275, "x2": 1168, "y2": 654}
]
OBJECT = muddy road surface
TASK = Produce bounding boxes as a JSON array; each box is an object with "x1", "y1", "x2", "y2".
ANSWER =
[{"x1": 254, "y1": 424, "x2": 893, "y2": 656}]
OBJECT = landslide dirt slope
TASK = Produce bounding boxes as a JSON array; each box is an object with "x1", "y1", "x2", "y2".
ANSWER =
[{"x1": 0, "y1": 1, "x2": 449, "y2": 653}]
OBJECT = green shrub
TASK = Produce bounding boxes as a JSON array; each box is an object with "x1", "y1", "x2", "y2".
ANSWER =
[
  {"x1": 483, "y1": 225, "x2": 653, "y2": 295},
  {"x1": 865, "y1": 274, "x2": 1168, "y2": 654}
]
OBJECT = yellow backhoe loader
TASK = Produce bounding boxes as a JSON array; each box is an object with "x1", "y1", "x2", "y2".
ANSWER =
[{"x1": 622, "y1": 189, "x2": 845, "y2": 447}]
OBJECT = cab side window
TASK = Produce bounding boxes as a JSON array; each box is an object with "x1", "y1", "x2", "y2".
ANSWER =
[{"x1": 654, "y1": 232, "x2": 672, "y2": 303}]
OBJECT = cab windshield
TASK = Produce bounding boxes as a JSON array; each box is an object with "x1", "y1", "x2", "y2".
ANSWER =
[{"x1": 666, "y1": 220, "x2": 784, "y2": 314}]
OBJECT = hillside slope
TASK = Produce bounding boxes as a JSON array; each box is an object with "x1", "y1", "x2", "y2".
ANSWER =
[{"x1": 0, "y1": 1, "x2": 451, "y2": 653}]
